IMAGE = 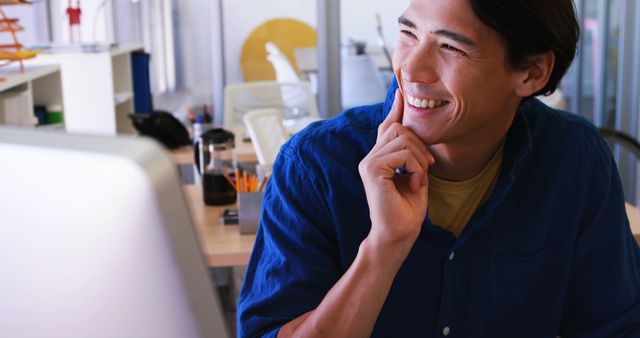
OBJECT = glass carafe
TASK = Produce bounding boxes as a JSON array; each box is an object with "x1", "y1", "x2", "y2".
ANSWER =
[{"x1": 196, "y1": 128, "x2": 236, "y2": 205}]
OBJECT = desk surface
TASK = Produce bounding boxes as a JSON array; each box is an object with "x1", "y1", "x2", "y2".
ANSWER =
[{"x1": 183, "y1": 185, "x2": 256, "y2": 267}]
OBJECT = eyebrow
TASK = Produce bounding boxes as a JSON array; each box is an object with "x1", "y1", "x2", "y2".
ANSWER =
[
  {"x1": 398, "y1": 16, "x2": 416, "y2": 29},
  {"x1": 398, "y1": 16, "x2": 476, "y2": 47}
]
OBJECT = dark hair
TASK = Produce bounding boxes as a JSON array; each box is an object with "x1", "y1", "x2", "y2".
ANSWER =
[{"x1": 468, "y1": 0, "x2": 580, "y2": 96}]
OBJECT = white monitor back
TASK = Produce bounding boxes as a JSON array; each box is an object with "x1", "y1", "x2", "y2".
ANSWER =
[{"x1": 0, "y1": 127, "x2": 229, "y2": 338}]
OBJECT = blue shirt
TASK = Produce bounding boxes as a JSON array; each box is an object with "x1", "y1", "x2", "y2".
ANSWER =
[{"x1": 238, "y1": 82, "x2": 640, "y2": 337}]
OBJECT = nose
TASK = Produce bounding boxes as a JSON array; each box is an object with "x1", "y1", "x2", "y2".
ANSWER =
[{"x1": 401, "y1": 43, "x2": 439, "y2": 84}]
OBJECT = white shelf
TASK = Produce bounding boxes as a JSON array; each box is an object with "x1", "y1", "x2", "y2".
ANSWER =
[
  {"x1": 0, "y1": 65, "x2": 64, "y2": 129},
  {"x1": 25, "y1": 44, "x2": 144, "y2": 136},
  {"x1": 114, "y1": 92, "x2": 134, "y2": 106},
  {"x1": 109, "y1": 44, "x2": 145, "y2": 57},
  {"x1": 0, "y1": 65, "x2": 61, "y2": 92}
]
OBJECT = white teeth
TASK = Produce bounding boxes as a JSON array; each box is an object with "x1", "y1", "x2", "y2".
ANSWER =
[{"x1": 406, "y1": 94, "x2": 446, "y2": 109}]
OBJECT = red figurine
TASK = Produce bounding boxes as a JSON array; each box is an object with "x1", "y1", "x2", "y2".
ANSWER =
[{"x1": 66, "y1": 0, "x2": 82, "y2": 43}]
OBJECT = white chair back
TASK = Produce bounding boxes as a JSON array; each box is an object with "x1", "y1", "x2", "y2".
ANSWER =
[
  {"x1": 224, "y1": 81, "x2": 318, "y2": 130},
  {"x1": 243, "y1": 108, "x2": 290, "y2": 165}
]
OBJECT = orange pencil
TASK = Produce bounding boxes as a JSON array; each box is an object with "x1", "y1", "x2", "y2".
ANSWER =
[
  {"x1": 234, "y1": 169, "x2": 241, "y2": 192},
  {"x1": 223, "y1": 172, "x2": 237, "y2": 191},
  {"x1": 259, "y1": 176, "x2": 270, "y2": 192}
]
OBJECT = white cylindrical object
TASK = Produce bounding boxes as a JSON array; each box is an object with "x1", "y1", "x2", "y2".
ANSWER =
[{"x1": 192, "y1": 122, "x2": 202, "y2": 145}]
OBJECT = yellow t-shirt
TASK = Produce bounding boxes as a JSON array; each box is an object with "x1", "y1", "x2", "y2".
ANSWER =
[{"x1": 428, "y1": 143, "x2": 504, "y2": 237}]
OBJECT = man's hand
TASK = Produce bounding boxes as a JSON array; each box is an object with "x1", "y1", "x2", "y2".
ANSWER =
[
  {"x1": 358, "y1": 89, "x2": 434, "y2": 256},
  {"x1": 279, "y1": 90, "x2": 434, "y2": 338}
]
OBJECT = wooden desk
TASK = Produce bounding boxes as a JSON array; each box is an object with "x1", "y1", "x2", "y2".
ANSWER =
[{"x1": 183, "y1": 185, "x2": 256, "y2": 267}]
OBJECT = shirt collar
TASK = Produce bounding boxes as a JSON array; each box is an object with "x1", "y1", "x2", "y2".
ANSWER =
[
  {"x1": 380, "y1": 77, "x2": 399, "y2": 123},
  {"x1": 503, "y1": 100, "x2": 534, "y2": 178}
]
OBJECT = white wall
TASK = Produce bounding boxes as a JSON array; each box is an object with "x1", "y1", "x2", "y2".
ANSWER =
[
  {"x1": 0, "y1": 1, "x2": 143, "y2": 47},
  {"x1": 48, "y1": 0, "x2": 113, "y2": 44},
  {"x1": 173, "y1": 0, "x2": 214, "y2": 93},
  {"x1": 341, "y1": 0, "x2": 409, "y2": 54},
  {"x1": 221, "y1": 0, "x2": 316, "y2": 85},
  {"x1": 113, "y1": 0, "x2": 143, "y2": 45}
]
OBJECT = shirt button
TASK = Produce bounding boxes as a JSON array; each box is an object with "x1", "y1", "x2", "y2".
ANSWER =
[
  {"x1": 443, "y1": 326, "x2": 451, "y2": 336},
  {"x1": 448, "y1": 251, "x2": 455, "y2": 261}
]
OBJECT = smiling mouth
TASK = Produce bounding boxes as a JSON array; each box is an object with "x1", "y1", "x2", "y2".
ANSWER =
[{"x1": 406, "y1": 94, "x2": 449, "y2": 109}]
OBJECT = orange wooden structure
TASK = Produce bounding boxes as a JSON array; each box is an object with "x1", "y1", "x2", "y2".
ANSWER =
[{"x1": 0, "y1": 3, "x2": 39, "y2": 73}]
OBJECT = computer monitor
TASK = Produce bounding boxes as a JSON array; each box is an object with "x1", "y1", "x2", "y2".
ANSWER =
[{"x1": 0, "y1": 127, "x2": 229, "y2": 338}]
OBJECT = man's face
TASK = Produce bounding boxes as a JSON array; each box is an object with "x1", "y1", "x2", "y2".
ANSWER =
[{"x1": 393, "y1": 0, "x2": 526, "y2": 146}]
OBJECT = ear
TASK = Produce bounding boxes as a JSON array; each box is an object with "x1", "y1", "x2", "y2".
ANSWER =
[{"x1": 514, "y1": 51, "x2": 555, "y2": 97}]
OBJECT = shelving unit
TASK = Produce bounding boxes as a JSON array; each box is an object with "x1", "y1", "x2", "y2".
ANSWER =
[
  {"x1": 25, "y1": 44, "x2": 144, "y2": 136},
  {"x1": 0, "y1": 65, "x2": 64, "y2": 129}
]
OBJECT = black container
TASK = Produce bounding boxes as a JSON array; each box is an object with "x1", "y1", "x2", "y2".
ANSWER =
[
  {"x1": 202, "y1": 172, "x2": 236, "y2": 205},
  {"x1": 195, "y1": 128, "x2": 236, "y2": 205}
]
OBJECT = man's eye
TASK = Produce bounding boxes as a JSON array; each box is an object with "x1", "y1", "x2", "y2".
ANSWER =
[
  {"x1": 442, "y1": 44, "x2": 460, "y2": 52},
  {"x1": 401, "y1": 30, "x2": 417, "y2": 39},
  {"x1": 442, "y1": 44, "x2": 466, "y2": 55}
]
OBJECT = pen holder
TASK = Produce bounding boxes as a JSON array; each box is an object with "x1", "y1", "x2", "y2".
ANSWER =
[{"x1": 238, "y1": 192, "x2": 264, "y2": 234}]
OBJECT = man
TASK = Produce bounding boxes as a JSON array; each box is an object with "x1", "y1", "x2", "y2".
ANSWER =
[{"x1": 238, "y1": 0, "x2": 640, "y2": 336}]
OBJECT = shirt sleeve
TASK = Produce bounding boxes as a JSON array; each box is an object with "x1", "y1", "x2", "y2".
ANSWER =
[
  {"x1": 236, "y1": 142, "x2": 340, "y2": 338},
  {"x1": 559, "y1": 137, "x2": 640, "y2": 337}
]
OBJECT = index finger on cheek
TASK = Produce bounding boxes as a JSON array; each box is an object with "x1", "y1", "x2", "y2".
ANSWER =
[{"x1": 378, "y1": 89, "x2": 404, "y2": 134}]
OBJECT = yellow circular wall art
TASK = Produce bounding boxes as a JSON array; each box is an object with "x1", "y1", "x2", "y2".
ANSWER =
[{"x1": 240, "y1": 18, "x2": 316, "y2": 82}]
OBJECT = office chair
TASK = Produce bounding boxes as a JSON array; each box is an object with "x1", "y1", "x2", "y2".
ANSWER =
[
  {"x1": 243, "y1": 108, "x2": 290, "y2": 166},
  {"x1": 224, "y1": 81, "x2": 319, "y2": 134},
  {"x1": 600, "y1": 128, "x2": 640, "y2": 207}
]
